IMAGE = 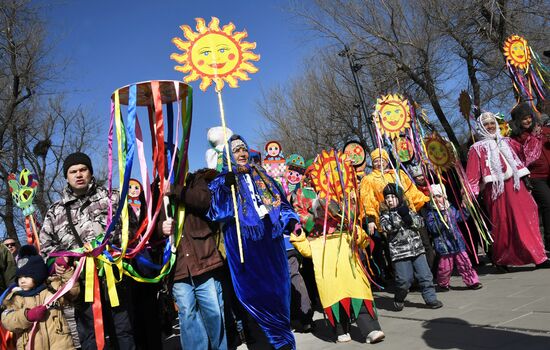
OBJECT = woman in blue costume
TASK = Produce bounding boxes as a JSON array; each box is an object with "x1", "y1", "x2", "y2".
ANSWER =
[{"x1": 207, "y1": 135, "x2": 298, "y2": 350}]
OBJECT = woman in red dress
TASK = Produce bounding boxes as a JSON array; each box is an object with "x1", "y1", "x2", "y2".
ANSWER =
[{"x1": 466, "y1": 112, "x2": 550, "y2": 268}]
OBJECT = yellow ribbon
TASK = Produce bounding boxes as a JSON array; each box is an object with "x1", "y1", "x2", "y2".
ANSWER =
[
  {"x1": 85, "y1": 256, "x2": 95, "y2": 302},
  {"x1": 103, "y1": 263, "x2": 120, "y2": 307}
]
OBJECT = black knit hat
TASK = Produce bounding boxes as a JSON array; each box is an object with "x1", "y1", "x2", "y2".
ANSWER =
[
  {"x1": 63, "y1": 152, "x2": 93, "y2": 178},
  {"x1": 16, "y1": 245, "x2": 48, "y2": 286},
  {"x1": 383, "y1": 184, "x2": 404, "y2": 203},
  {"x1": 510, "y1": 102, "x2": 534, "y2": 121}
]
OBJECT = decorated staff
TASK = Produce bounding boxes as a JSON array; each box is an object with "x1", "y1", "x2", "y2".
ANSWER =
[
  {"x1": 171, "y1": 16, "x2": 260, "y2": 263},
  {"x1": 502, "y1": 34, "x2": 549, "y2": 108},
  {"x1": 368, "y1": 92, "x2": 491, "y2": 268},
  {"x1": 7, "y1": 169, "x2": 40, "y2": 250}
]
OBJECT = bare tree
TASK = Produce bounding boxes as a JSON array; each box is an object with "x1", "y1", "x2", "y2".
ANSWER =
[
  {"x1": 257, "y1": 51, "x2": 407, "y2": 158},
  {"x1": 0, "y1": 0, "x2": 102, "y2": 241},
  {"x1": 260, "y1": 0, "x2": 549, "y2": 155}
]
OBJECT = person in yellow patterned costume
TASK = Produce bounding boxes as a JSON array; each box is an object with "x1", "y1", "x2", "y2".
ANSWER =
[
  {"x1": 289, "y1": 167, "x2": 385, "y2": 345},
  {"x1": 359, "y1": 148, "x2": 435, "y2": 270}
]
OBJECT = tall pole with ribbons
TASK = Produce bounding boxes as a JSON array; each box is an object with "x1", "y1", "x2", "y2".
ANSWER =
[
  {"x1": 45, "y1": 80, "x2": 192, "y2": 350},
  {"x1": 171, "y1": 16, "x2": 260, "y2": 263}
]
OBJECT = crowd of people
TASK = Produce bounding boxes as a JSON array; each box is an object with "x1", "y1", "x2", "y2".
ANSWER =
[{"x1": 0, "y1": 103, "x2": 549, "y2": 350}]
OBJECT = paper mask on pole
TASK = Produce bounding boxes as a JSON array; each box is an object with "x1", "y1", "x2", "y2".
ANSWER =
[
  {"x1": 343, "y1": 141, "x2": 366, "y2": 168},
  {"x1": 171, "y1": 17, "x2": 260, "y2": 92},
  {"x1": 7, "y1": 169, "x2": 38, "y2": 216},
  {"x1": 310, "y1": 150, "x2": 355, "y2": 200},
  {"x1": 374, "y1": 94, "x2": 411, "y2": 139},
  {"x1": 425, "y1": 135, "x2": 454, "y2": 171},
  {"x1": 503, "y1": 35, "x2": 530, "y2": 70}
]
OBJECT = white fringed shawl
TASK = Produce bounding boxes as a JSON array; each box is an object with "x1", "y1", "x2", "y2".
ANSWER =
[{"x1": 473, "y1": 112, "x2": 522, "y2": 200}]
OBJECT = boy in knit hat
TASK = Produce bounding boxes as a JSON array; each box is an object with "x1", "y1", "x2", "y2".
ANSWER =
[
  {"x1": 379, "y1": 185, "x2": 443, "y2": 311},
  {"x1": 1, "y1": 245, "x2": 79, "y2": 349}
]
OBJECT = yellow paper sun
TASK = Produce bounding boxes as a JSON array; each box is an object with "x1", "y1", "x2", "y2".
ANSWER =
[
  {"x1": 171, "y1": 17, "x2": 260, "y2": 92},
  {"x1": 503, "y1": 35, "x2": 530, "y2": 70},
  {"x1": 374, "y1": 94, "x2": 411, "y2": 139},
  {"x1": 425, "y1": 135, "x2": 454, "y2": 171},
  {"x1": 310, "y1": 150, "x2": 355, "y2": 200}
]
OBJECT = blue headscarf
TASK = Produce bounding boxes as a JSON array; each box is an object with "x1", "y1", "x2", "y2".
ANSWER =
[{"x1": 222, "y1": 135, "x2": 283, "y2": 240}]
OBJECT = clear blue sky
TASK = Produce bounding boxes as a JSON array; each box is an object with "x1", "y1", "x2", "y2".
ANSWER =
[{"x1": 42, "y1": 1, "x2": 315, "y2": 174}]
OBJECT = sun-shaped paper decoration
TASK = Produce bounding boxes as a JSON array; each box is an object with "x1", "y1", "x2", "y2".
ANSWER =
[
  {"x1": 424, "y1": 135, "x2": 455, "y2": 171},
  {"x1": 374, "y1": 94, "x2": 412, "y2": 139},
  {"x1": 171, "y1": 17, "x2": 260, "y2": 92},
  {"x1": 309, "y1": 150, "x2": 355, "y2": 200},
  {"x1": 503, "y1": 35, "x2": 531, "y2": 70}
]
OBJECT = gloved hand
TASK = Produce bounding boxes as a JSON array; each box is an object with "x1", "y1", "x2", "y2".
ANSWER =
[
  {"x1": 396, "y1": 205, "x2": 410, "y2": 217},
  {"x1": 285, "y1": 218, "x2": 299, "y2": 232},
  {"x1": 26, "y1": 305, "x2": 47, "y2": 322},
  {"x1": 522, "y1": 176, "x2": 533, "y2": 192},
  {"x1": 396, "y1": 205, "x2": 413, "y2": 226},
  {"x1": 225, "y1": 172, "x2": 236, "y2": 187},
  {"x1": 54, "y1": 257, "x2": 70, "y2": 275}
]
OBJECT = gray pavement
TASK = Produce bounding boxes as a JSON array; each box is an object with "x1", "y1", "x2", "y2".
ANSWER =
[
  {"x1": 288, "y1": 264, "x2": 550, "y2": 350},
  {"x1": 164, "y1": 263, "x2": 550, "y2": 349}
]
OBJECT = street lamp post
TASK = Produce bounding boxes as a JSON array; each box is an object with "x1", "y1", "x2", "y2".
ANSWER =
[{"x1": 339, "y1": 45, "x2": 376, "y2": 151}]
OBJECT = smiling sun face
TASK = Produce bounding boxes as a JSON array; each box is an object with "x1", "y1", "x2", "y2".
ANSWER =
[
  {"x1": 425, "y1": 136, "x2": 454, "y2": 170},
  {"x1": 310, "y1": 150, "x2": 355, "y2": 200},
  {"x1": 503, "y1": 35, "x2": 530, "y2": 70},
  {"x1": 171, "y1": 17, "x2": 260, "y2": 92},
  {"x1": 374, "y1": 94, "x2": 411, "y2": 139}
]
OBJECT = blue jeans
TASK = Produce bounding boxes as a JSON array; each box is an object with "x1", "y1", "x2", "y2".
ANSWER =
[
  {"x1": 392, "y1": 254, "x2": 437, "y2": 304},
  {"x1": 172, "y1": 274, "x2": 227, "y2": 350}
]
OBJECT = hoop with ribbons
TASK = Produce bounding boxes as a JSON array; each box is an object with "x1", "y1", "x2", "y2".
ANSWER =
[{"x1": 46, "y1": 80, "x2": 192, "y2": 350}]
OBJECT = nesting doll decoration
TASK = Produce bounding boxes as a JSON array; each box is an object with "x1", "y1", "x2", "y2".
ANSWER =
[
  {"x1": 128, "y1": 178, "x2": 143, "y2": 216},
  {"x1": 282, "y1": 154, "x2": 306, "y2": 196},
  {"x1": 262, "y1": 140, "x2": 286, "y2": 181}
]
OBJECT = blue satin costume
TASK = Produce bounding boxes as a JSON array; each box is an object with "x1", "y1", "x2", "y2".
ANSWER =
[{"x1": 207, "y1": 135, "x2": 297, "y2": 349}]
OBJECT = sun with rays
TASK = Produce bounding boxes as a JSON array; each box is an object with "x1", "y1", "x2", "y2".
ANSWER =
[
  {"x1": 425, "y1": 134, "x2": 455, "y2": 171},
  {"x1": 171, "y1": 17, "x2": 260, "y2": 92},
  {"x1": 310, "y1": 150, "x2": 355, "y2": 200},
  {"x1": 374, "y1": 94, "x2": 411, "y2": 139},
  {"x1": 503, "y1": 35, "x2": 530, "y2": 70}
]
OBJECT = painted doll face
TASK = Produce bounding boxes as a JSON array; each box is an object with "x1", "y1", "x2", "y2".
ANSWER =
[
  {"x1": 285, "y1": 169, "x2": 303, "y2": 185},
  {"x1": 128, "y1": 180, "x2": 142, "y2": 199},
  {"x1": 266, "y1": 142, "x2": 281, "y2": 157}
]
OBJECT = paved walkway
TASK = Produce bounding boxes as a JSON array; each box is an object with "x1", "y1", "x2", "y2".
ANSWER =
[
  {"x1": 292, "y1": 264, "x2": 550, "y2": 349},
  {"x1": 164, "y1": 263, "x2": 550, "y2": 349}
]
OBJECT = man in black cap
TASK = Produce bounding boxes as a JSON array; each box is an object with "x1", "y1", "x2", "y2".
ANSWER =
[{"x1": 39, "y1": 151, "x2": 136, "y2": 350}]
